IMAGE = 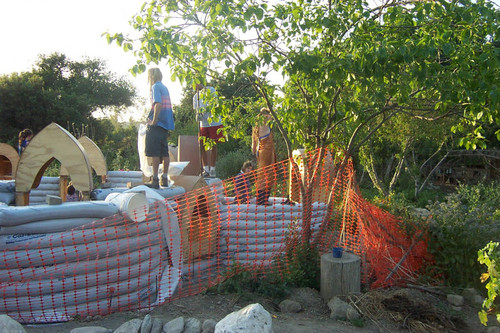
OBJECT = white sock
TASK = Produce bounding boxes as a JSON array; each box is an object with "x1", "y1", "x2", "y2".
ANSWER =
[
  {"x1": 210, "y1": 166, "x2": 216, "y2": 172},
  {"x1": 204, "y1": 166, "x2": 210, "y2": 173}
]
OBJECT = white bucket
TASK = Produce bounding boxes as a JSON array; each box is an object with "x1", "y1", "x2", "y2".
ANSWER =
[{"x1": 105, "y1": 192, "x2": 149, "y2": 222}]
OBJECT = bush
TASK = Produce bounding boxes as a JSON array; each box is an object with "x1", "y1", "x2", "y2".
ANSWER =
[
  {"x1": 215, "y1": 145, "x2": 253, "y2": 180},
  {"x1": 425, "y1": 182, "x2": 500, "y2": 288},
  {"x1": 210, "y1": 262, "x2": 289, "y2": 300}
]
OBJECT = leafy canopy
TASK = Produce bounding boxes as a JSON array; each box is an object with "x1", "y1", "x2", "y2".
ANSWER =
[
  {"x1": 107, "y1": 0, "x2": 499, "y2": 156},
  {"x1": 0, "y1": 53, "x2": 137, "y2": 144}
]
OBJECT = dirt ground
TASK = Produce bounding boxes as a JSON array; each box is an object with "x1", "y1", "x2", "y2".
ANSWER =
[{"x1": 23, "y1": 287, "x2": 491, "y2": 333}]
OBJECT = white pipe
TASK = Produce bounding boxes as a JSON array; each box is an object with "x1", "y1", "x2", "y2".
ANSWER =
[
  {"x1": 0, "y1": 246, "x2": 162, "y2": 282},
  {"x1": 0, "y1": 202, "x2": 119, "y2": 227},
  {"x1": 0, "y1": 271, "x2": 159, "y2": 312},
  {"x1": 1, "y1": 255, "x2": 162, "y2": 297},
  {"x1": 105, "y1": 192, "x2": 149, "y2": 223},
  {"x1": 0, "y1": 218, "x2": 98, "y2": 235},
  {"x1": 0, "y1": 233, "x2": 162, "y2": 269}
]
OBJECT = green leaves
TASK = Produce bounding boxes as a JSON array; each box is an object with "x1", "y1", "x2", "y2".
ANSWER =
[
  {"x1": 107, "y1": 0, "x2": 499, "y2": 156},
  {"x1": 478, "y1": 241, "x2": 500, "y2": 326}
]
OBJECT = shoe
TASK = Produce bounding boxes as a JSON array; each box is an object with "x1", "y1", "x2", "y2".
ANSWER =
[
  {"x1": 145, "y1": 177, "x2": 159, "y2": 189},
  {"x1": 209, "y1": 169, "x2": 216, "y2": 178},
  {"x1": 201, "y1": 170, "x2": 210, "y2": 177},
  {"x1": 281, "y1": 198, "x2": 296, "y2": 206},
  {"x1": 160, "y1": 177, "x2": 169, "y2": 187}
]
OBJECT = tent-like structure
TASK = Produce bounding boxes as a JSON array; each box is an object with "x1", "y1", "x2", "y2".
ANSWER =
[
  {"x1": 0, "y1": 143, "x2": 19, "y2": 180},
  {"x1": 15, "y1": 123, "x2": 93, "y2": 205}
]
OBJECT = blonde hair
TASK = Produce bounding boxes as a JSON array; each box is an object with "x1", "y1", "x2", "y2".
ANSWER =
[{"x1": 148, "y1": 68, "x2": 163, "y2": 87}]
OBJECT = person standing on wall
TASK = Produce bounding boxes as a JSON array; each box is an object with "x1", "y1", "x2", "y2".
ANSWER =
[
  {"x1": 193, "y1": 83, "x2": 224, "y2": 178},
  {"x1": 145, "y1": 68, "x2": 175, "y2": 189},
  {"x1": 18, "y1": 128, "x2": 33, "y2": 155},
  {"x1": 252, "y1": 107, "x2": 276, "y2": 205}
]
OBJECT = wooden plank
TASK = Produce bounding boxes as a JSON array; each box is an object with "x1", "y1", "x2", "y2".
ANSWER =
[
  {"x1": 15, "y1": 123, "x2": 92, "y2": 197},
  {"x1": 178, "y1": 135, "x2": 200, "y2": 176}
]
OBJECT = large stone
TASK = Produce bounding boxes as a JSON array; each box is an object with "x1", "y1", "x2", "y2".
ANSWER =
[
  {"x1": 279, "y1": 299, "x2": 302, "y2": 313},
  {"x1": 150, "y1": 317, "x2": 163, "y2": 333},
  {"x1": 473, "y1": 294, "x2": 485, "y2": 307},
  {"x1": 327, "y1": 297, "x2": 349, "y2": 319},
  {"x1": 346, "y1": 306, "x2": 361, "y2": 321},
  {"x1": 202, "y1": 319, "x2": 217, "y2": 333},
  {"x1": 163, "y1": 317, "x2": 185, "y2": 333},
  {"x1": 140, "y1": 314, "x2": 153, "y2": 333},
  {"x1": 215, "y1": 303, "x2": 273, "y2": 333},
  {"x1": 184, "y1": 317, "x2": 202, "y2": 333},
  {"x1": 487, "y1": 327, "x2": 500, "y2": 333},
  {"x1": 0, "y1": 314, "x2": 27, "y2": 333},
  {"x1": 462, "y1": 288, "x2": 477, "y2": 302},
  {"x1": 447, "y1": 294, "x2": 464, "y2": 307},
  {"x1": 114, "y1": 318, "x2": 142, "y2": 333},
  {"x1": 70, "y1": 327, "x2": 110, "y2": 333}
]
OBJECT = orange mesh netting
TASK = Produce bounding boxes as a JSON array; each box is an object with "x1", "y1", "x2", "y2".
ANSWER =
[{"x1": 0, "y1": 147, "x2": 430, "y2": 323}]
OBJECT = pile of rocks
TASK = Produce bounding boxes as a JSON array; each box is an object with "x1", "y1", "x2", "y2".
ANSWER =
[{"x1": 1, "y1": 303, "x2": 276, "y2": 333}]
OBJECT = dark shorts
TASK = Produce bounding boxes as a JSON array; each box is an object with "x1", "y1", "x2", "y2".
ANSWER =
[
  {"x1": 145, "y1": 125, "x2": 169, "y2": 157},
  {"x1": 199, "y1": 125, "x2": 224, "y2": 142}
]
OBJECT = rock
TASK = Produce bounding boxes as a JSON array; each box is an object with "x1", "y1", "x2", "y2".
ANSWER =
[
  {"x1": 150, "y1": 317, "x2": 163, "y2": 333},
  {"x1": 451, "y1": 306, "x2": 462, "y2": 312},
  {"x1": 163, "y1": 317, "x2": 185, "y2": 333},
  {"x1": 487, "y1": 327, "x2": 500, "y2": 333},
  {"x1": 70, "y1": 327, "x2": 111, "y2": 333},
  {"x1": 0, "y1": 314, "x2": 27, "y2": 333},
  {"x1": 215, "y1": 303, "x2": 273, "y2": 333},
  {"x1": 473, "y1": 294, "x2": 485, "y2": 307},
  {"x1": 184, "y1": 317, "x2": 202, "y2": 333},
  {"x1": 447, "y1": 294, "x2": 464, "y2": 306},
  {"x1": 327, "y1": 297, "x2": 349, "y2": 319},
  {"x1": 140, "y1": 314, "x2": 152, "y2": 333},
  {"x1": 462, "y1": 288, "x2": 477, "y2": 302},
  {"x1": 279, "y1": 299, "x2": 302, "y2": 313},
  {"x1": 202, "y1": 319, "x2": 217, "y2": 333},
  {"x1": 114, "y1": 318, "x2": 142, "y2": 333},
  {"x1": 346, "y1": 306, "x2": 361, "y2": 321}
]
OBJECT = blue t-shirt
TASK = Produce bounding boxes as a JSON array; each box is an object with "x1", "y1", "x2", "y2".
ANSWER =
[{"x1": 148, "y1": 81, "x2": 175, "y2": 130}]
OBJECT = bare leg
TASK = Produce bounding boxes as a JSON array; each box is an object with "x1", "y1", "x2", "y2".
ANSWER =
[
  {"x1": 151, "y1": 156, "x2": 161, "y2": 178},
  {"x1": 200, "y1": 141, "x2": 208, "y2": 170},
  {"x1": 210, "y1": 145, "x2": 217, "y2": 168},
  {"x1": 161, "y1": 156, "x2": 170, "y2": 186},
  {"x1": 162, "y1": 156, "x2": 170, "y2": 178},
  {"x1": 145, "y1": 156, "x2": 161, "y2": 188}
]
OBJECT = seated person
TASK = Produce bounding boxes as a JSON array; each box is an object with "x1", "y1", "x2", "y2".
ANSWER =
[
  {"x1": 18, "y1": 128, "x2": 33, "y2": 155},
  {"x1": 66, "y1": 184, "x2": 81, "y2": 202},
  {"x1": 234, "y1": 161, "x2": 254, "y2": 204}
]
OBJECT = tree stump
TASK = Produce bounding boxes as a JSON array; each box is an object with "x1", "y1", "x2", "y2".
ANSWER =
[{"x1": 320, "y1": 252, "x2": 360, "y2": 301}]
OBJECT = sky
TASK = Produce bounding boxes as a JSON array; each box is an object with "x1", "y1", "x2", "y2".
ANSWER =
[{"x1": 0, "y1": 0, "x2": 183, "y2": 120}]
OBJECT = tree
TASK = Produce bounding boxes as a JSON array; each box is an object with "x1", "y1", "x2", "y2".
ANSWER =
[
  {"x1": 107, "y1": 0, "x2": 499, "y2": 156},
  {"x1": 108, "y1": 0, "x2": 499, "y2": 245},
  {"x1": 0, "y1": 53, "x2": 137, "y2": 144}
]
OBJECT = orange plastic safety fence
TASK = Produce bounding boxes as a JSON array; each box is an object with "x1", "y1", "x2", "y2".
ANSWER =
[{"x1": 0, "y1": 147, "x2": 430, "y2": 323}]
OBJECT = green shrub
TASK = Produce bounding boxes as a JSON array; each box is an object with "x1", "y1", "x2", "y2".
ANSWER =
[
  {"x1": 211, "y1": 262, "x2": 289, "y2": 300},
  {"x1": 280, "y1": 242, "x2": 321, "y2": 290},
  {"x1": 426, "y1": 182, "x2": 500, "y2": 288},
  {"x1": 478, "y1": 241, "x2": 500, "y2": 326},
  {"x1": 215, "y1": 145, "x2": 253, "y2": 180}
]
